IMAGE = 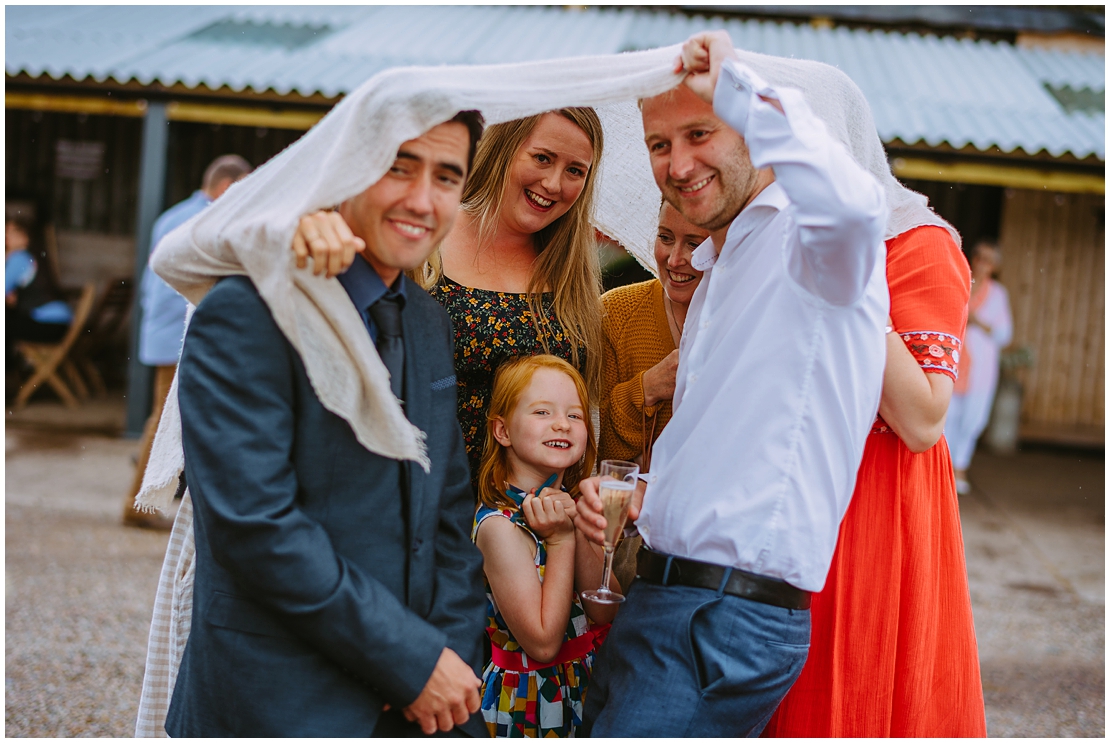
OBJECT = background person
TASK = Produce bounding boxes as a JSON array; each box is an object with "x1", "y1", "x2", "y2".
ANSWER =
[
  {"x1": 293, "y1": 109, "x2": 606, "y2": 487},
  {"x1": 5, "y1": 209, "x2": 72, "y2": 381},
  {"x1": 944, "y1": 239, "x2": 1012, "y2": 494},
  {"x1": 123, "y1": 154, "x2": 252, "y2": 529}
]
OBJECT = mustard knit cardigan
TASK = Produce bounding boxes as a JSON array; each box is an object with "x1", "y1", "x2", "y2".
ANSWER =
[{"x1": 599, "y1": 279, "x2": 676, "y2": 464}]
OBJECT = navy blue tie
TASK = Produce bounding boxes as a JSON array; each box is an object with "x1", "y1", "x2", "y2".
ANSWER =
[{"x1": 368, "y1": 294, "x2": 404, "y2": 401}]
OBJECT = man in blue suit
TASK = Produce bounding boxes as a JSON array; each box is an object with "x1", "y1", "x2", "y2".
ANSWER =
[{"x1": 165, "y1": 111, "x2": 489, "y2": 737}]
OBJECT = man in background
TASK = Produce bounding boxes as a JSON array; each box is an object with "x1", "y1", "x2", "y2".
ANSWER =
[{"x1": 122, "y1": 154, "x2": 252, "y2": 529}]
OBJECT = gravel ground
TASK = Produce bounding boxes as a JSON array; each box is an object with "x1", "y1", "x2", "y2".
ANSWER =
[
  {"x1": 3, "y1": 428, "x2": 1104, "y2": 737},
  {"x1": 6, "y1": 431, "x2": 170, "y2": 737},
  {"x1": 963, "y1": 446, "x2": 1104, "y2": 737}
]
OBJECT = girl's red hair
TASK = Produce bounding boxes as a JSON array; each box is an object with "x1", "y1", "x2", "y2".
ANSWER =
[{"x1": 477, "y1": 355, "x2": 596, "y2": 511}]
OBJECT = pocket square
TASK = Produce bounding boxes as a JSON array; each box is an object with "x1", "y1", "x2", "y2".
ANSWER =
[{"x1": 430, "y1": 375, "x2": 456, "y2": 391}]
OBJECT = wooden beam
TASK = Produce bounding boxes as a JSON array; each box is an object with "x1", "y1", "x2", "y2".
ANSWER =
[
  {"x1": 891, "y1": 157, "x2": 1104, "y2": 195},
  {"x1": 5, "y1": 91, "x2": 146, "y2": 117},
  {"x1": 5, "y1": 91, "x2": 326, "y2": 131},
  {"x1": 165, "y1": 101, "x2": 325, "y2": 131}
]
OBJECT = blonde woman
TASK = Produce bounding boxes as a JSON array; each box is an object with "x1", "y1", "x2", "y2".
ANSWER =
[{"x1": 294, "y1": 109, "x2": 604, "y2": 482}]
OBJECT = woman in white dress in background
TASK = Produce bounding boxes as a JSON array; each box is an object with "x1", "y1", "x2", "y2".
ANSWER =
[{"x1": 945, "y1": 240, "x2": 1013, "y2": 494}]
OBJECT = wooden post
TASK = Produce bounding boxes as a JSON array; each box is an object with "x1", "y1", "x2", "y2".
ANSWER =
[{"x1": 124, "y1": 101, "x2": 169, "y2": 438}]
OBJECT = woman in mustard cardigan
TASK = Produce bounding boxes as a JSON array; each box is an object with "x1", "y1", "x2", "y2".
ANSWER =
[{"x1": 600, "y1": 202, "x2": 708, "y2": 589}]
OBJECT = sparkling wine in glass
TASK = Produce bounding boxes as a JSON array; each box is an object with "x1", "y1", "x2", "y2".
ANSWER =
[{"x1": 582, "y1": 460, "x2": 639, "y2": 605}]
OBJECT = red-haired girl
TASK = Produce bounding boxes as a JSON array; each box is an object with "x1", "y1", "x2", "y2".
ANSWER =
[{"x1": 472, "y1": 354, "x2": 615, "y2": 737}]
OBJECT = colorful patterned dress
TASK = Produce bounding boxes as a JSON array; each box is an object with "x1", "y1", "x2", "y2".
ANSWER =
[
  {"x1": 473, "y1": 487, "x2": 596, "y2": 738},
  {"x1": 430, "y1": 278, "x2": 584, "y2": 484}
]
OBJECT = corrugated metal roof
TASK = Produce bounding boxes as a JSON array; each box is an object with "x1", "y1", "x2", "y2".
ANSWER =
[{"x1": 6, "y1": 5, "x2": 1104, "y2": 159}]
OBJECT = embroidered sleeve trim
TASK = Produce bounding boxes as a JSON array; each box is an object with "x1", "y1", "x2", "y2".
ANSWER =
[{"x1": 900, "y1": 330, "x2": 962, "y2": 380}]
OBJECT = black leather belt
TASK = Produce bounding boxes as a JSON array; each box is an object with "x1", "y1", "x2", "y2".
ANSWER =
[{"x1": 636, "y1": 546, "x2": 811, "y2": 610}]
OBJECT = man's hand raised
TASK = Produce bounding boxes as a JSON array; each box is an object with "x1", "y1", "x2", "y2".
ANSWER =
[
  {"x1": 675, "y1": 31, "x2": 739, "y2": 105},
  {"x1": 401, "y1": 646, "x2": 482, "y2": 734},
  {"x1": 573, "y1": 475, "x2": 647, "y2": 548}
]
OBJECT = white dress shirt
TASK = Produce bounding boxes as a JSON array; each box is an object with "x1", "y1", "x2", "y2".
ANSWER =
[{"x1": 636, "y1": 59, "x2": 889, "y2": 593}]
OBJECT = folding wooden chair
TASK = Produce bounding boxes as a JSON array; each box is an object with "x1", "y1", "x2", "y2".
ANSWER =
[
  {"x1": 43, "y1": 224, "x2": 64, "y2": 291},
  {"x1": 11, "y1": 283, "x2": 97, "y2": 411},
  {"x1": 70, "y1": 277, "x2": 134, "y2": 397}
]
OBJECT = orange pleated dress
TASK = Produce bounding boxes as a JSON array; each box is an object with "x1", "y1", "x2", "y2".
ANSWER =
[{"x1": 762, "y1": 225, "x2": 988, "y2": 738}]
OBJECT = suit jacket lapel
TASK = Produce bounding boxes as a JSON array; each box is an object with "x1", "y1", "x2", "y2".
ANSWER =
[{"x1": 402, "y1": 305, "x2": 429, "y2": 533}]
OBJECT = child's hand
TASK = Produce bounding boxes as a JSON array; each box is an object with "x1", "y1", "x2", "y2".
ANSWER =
[
  {"x1": 522, "y1": 490, "x2": 575, "y2": 543},
  {"x1": 538, "y1": 487, "x2": 577, "y2": 521}
]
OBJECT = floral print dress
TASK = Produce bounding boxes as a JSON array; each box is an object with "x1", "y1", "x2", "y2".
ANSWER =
[
  {"x1": 473, "y1": 487, "x2": 596, "y2": 738},
  {"x1": 430, "y1": 278, "x2": 583, "y2": 484}
]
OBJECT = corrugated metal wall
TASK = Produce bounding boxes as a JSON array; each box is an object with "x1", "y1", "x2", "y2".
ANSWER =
[{"x1": 1000, "y1": 189, "x2": 1105, "y2": 437}]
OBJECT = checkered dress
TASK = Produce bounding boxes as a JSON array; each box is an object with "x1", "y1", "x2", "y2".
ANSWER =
[{"x1": 473, "y1": 489, "x2": 594, "y2": 738}]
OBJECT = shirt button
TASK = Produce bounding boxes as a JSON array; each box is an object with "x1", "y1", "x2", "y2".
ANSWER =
[
  {"x1": 651, "y1": 475, "x2": 658, "y2": 484},
  {"x1": 701, "y1": 320, "x2": 710, "y2": 330},
  {"x1": 688, "y1": 373, "x2": 697, "y2": 383}
]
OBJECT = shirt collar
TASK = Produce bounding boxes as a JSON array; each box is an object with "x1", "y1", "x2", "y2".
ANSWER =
[
  {"x1": 690, "y1": 181, "x2": 789, "y2": 271},
  {"x1": 192, "y1": 190, "x2": 213, "y2": 207},
  {"x1": 336, "y1": 255, "x2": 406, "y2": 314}
]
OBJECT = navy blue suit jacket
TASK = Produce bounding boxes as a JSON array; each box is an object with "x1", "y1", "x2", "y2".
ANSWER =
[{"x1": 165, "y1": 276, "x2": 487, "y2": 737}]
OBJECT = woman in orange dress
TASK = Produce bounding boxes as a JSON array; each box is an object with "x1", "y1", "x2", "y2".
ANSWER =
[{"x1": 762, "y1": 224, "x2": 988, "y2": 737}]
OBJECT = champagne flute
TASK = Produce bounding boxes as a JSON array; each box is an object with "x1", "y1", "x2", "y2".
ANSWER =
[{"x1": 582, "y1": 459, "x2": 639, "y2": 605}]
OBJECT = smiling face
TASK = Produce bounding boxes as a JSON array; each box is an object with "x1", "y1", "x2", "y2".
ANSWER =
[
  {"x1": 654, "y1": 201, "x2": 709, "y2": 307},
  {"x1": 499, "y1": 112, "x2": 594, "y2": 237},
  {"x1": 338, "y1": 121, "x2": 470, "y2": 285},
  {"x1": 492, "y1": 366, "x2": 589, "y2": 483},
  {"x1": 641, "y1": 85, "x2": 768, "y2": 243}
]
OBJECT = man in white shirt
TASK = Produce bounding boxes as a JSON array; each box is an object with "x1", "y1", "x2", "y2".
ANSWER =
[{"x1": 575, "y1": 32, "x2": 889, "y2": 736}]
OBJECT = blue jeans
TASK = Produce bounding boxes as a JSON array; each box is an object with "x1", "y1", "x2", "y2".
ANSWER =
[{"x1": 582, "y1": 579, "x2": 810, "y2": 737}]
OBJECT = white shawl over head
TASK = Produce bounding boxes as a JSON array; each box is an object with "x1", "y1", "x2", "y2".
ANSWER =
[{"x1": 135, "y1": 43, "x2": 955, "y2": 514}]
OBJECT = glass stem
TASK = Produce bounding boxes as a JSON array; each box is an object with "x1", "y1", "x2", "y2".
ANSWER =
[{"x1": 600, "y1": 546, "x2": 615, "y2": 593}]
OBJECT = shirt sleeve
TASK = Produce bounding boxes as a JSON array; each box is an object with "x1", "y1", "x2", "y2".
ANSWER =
[
  {"x1": 887, "y1": 225, "x2": 971, "y2": 381},
  {"x1": 712, "y1": 59, "x2": 887, "y2": 307},
  {"x1": 5, "y1": 251, "x2": 37, "y2": 294}
]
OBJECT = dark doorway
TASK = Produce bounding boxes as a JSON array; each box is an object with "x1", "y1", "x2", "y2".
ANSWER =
[{"x1": 899, "y1": 178, "x2": 1005, "y2": 256}]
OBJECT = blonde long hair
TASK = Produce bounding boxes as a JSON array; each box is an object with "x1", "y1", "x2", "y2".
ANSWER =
[
  {"x1": 477, "y1": 355, "x2": 597, "y2": 512},
  {"x1": 417, "y1": 108, "x2": 604, "y2": 398}
]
